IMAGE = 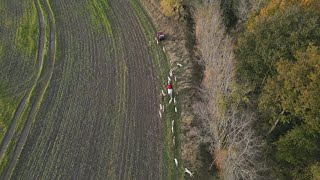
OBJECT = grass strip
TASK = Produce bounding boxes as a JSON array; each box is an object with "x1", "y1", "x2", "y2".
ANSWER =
[
  {"x1": 0, "y1": 0, "x2": 49, "y2": 175},
  {"x1": 88, "y1": 0, "x2": 113, "y2": 36}
]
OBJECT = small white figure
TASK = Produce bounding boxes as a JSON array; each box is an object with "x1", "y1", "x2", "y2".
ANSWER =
[
  {"x1": 175, "y1": 107, "x2": 178, "y2": 113},
  {"x1": 159, "y1": 111, "x2": 162, "y2": 118},
  {"x1": 173, "y1": 136, "x2": 175, "y2": 145},
  {"x1": 163, "y1": 47, "x2": 166, "y2": 52},
  {"x1": 174, "y1": 158, "x2": 178, "y2": 167},
  {"x1": 184, "y1": 168, "x2": 194, "y2": 177},
  {"x1": 177, "y1": 63, "x2": 182, "y2": 67},
  {"x1": 174, "y1": 76, "x2": 177, "y2": 82},
  {"x1": 173, "y1": 97, "x2": 176, "y2": 105}
]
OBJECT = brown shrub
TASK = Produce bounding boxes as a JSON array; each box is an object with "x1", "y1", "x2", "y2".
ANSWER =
[
  {"x1": 214, "y1": 148, "x2": 228, "y2": 171},
  {"x1": 160, "y1": 0, "x2": 183, "y2": 17}
]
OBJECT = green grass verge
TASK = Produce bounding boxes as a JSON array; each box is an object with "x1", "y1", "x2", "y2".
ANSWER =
[
  {"x1": 15, "y1": 1, "x2": 39, "y2": 59},
  {"x1": 0, "y1": 97, "x2": 19, "y2": 144},
  {"x1": 128, "y1": 0, "x2": 184, "y2": 179}
]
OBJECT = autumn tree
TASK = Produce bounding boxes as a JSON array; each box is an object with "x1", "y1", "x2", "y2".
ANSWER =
[
  {"x1": 160, "y1": 0, "x2": 183, "y2": 17},
  {"x1": 235, "y1": 0, "x2": 320, "y2": 178},
  {"x1": 235, "y1": 1, "x2": 320, "y2": 92},
  {"x1": 259, "y1": 45, "x2": 320, "y2": 178}
]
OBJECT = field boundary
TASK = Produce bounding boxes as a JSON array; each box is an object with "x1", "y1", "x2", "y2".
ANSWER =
[{"x1": 128, "y1": 1, "x2": 184, "y2": 179}]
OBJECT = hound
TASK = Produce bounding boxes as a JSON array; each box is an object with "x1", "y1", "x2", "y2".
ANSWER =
[
  {"x1": 171, "y1": 120, "x2": 174, "y2": 133},
  {"x1": 184, "y1": 168, "x2": 194, "y2": 177},
  {"x1": 174, "y1": 158, "x2": 178, "y2": 167},
  {"x1": 171, "y1": 125, "x2": 174, "y2": 133}
]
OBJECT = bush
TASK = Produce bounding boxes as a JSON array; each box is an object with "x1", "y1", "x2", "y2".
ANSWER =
[{"x1": 160, "y1": 0, "x2": 183, "y2": 17}]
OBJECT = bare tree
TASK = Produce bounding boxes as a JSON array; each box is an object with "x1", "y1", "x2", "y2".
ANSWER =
[{"x1": 194, "y1": 1, "x2": 267, "y2": 179}]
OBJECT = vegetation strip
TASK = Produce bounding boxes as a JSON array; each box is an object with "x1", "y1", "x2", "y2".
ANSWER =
[
  {"x1": 0, "y1": 0, "x2": 45, "y2": 172},
  {"x1": 1, "y1": 0, "x2": 56, "y2": 178}
]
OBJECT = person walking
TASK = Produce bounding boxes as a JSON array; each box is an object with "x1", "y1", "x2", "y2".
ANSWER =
[{"x1": 167, "y1": 83, "x2": 173, "y2": 98}]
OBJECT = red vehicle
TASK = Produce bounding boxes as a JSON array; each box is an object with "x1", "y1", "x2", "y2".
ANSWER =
[{"x1": 156, "y1": 32, "x2": 165, "y2": 43}]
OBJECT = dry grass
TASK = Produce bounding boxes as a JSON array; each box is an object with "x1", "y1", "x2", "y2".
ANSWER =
[{"x1": 214, "y1": 148, "x2": 228, "y2": 171}]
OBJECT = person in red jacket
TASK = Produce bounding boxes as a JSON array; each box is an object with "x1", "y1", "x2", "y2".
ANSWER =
[{"x1": 167, "y1": 83, "x2": 173, "y2": 98}]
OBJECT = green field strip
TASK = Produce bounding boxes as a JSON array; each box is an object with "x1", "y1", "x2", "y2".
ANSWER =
[
  {"x1": 0, "y1": 0, "x2": 47, "y2": 175},
  {"x1": 97, "y1": 5, "x2": 137, "y2": 178},
  {"x1": 8, "y1": 0, "x2": 118, "y2": 178},
  {"x1": 128, "y1": 1, "x2": 184, "y2": 179},
  {"x1": 0, "y1": 0, "x2": 39, "y2": 98},
  {"x1": 0, "y1": 0, "x2": 39, "y2": 149},
  {"x1": 107, "y1": 37, "x2": 129, "y2": 179},
  {"x1": 14, "y1": 1, "x2": 39, "y2": 60},
  {"x1": 0, "y1": 0, "x2": 58, "y2": 177},
  {"x1": 95, "y1": 5, "x2": 131, "y2": 177}
]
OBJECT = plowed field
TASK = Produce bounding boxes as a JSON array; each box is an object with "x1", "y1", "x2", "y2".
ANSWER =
[{"x1": 0, "y1": 0, "x2": 169, "y2": 179}]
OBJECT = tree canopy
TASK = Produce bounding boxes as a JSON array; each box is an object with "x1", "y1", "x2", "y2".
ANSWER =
[
  {"x1": 235, "y1": 0, "x2": 320, "y2": 90},
  {"x1": 235, "y1": 0, "x2": 320, "y2": 178}
]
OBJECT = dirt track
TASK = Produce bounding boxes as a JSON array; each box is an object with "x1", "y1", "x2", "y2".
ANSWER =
[{"x1": 8, "y1": 0, "x2": 163, "y2": 179}]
